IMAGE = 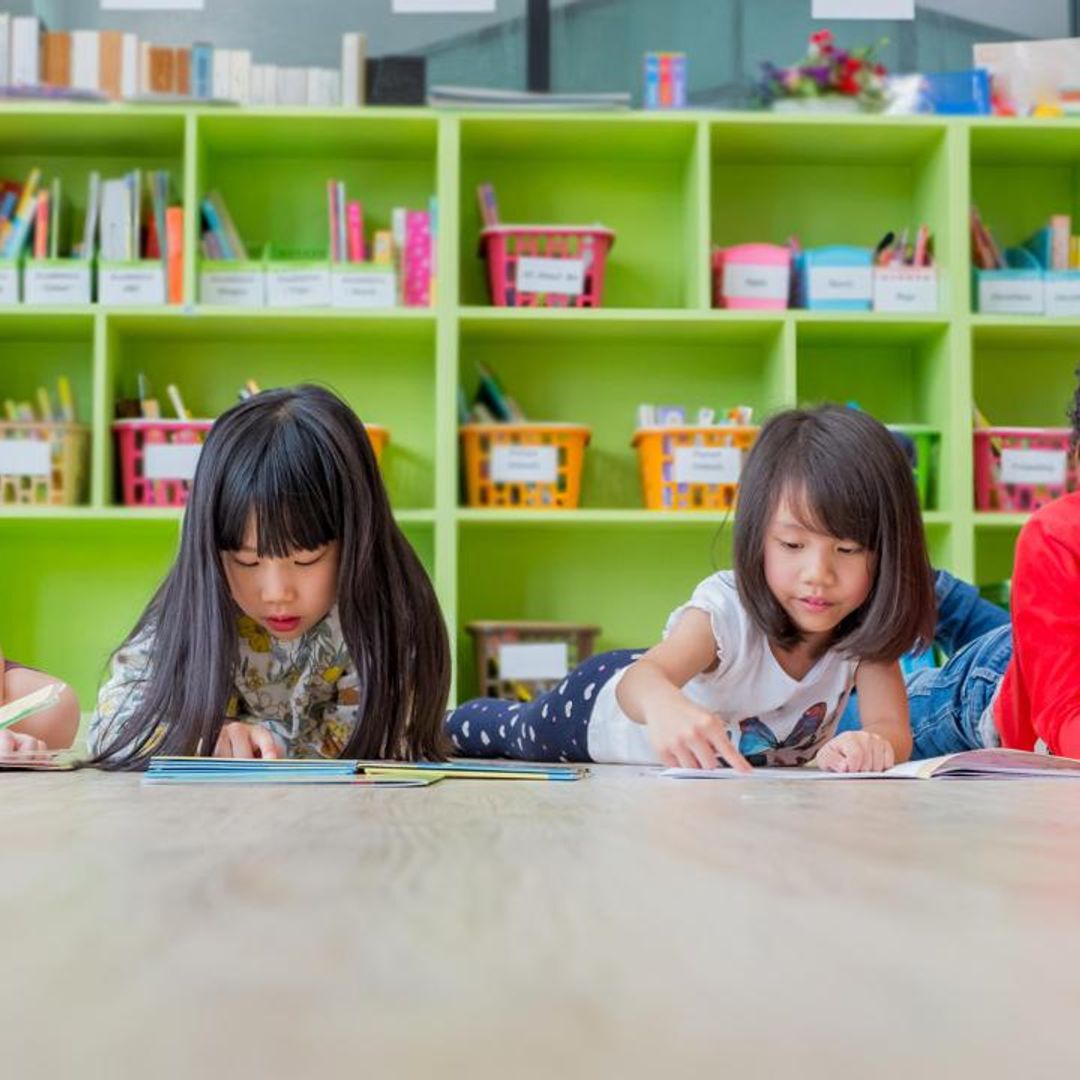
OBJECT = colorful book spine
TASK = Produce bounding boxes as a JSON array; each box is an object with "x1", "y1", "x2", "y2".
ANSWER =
[
  {"x1": 336, "y1": 181, "x2": 347, "y2": 267},
  {"x1": 1051, "y1": 214, "x2": 1072, "y2": 272},
  {"x1": 200, "y1": 197, "x2": 234, "y2": 261},
  {"x1": 404, "y1": 210, "x2": 431, "y2": 308},
  {"x1": 1, "y1": 168, "x2": 42, "y2": 259},
  {"x1": 166, "y1": 206, "x2": 183, "y2": 304},
  {"x1": 326, "y1": 180, "x2": 339, "y2": 261},
  {"x1": 346, "y1": 200, "x2": 364, "y2": 262},
  {"x1": 192, "y1": 42, "x2": 213, "y2": 99},
  {"x1": 33, "y1": 190, "x2": 48, "y2": 259}
]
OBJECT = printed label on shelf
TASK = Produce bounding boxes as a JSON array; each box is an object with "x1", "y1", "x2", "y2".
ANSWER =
[
  {"x1": 331, "y1": 269, "x2": 397, "y2": 309},
  {"x1": 516, "y1": 257, "x2": 586, "y2": 296},
  {"x1": 673, "y1": 446, "x2": 742, "y2": 485},
  {"x1": 0, "y1": 439, "x2": 50, "y2": 477},
  {"x1": 98, "y1": 266, "x2": 166, "y2": 306},
  {"x1": 807, "y1": 266, "x2": 873, "y2": 303},
  {"x1": 722, "y1": 263, "x2": 789, "y2": 301},
  {"x1": 144, "y1": 442, "x2": 203, "y2": 481},
  {"x1": 22, "y1": 266, "x2": 92, "y2": 306},
  {"x1": 200, "y1": 271, "x2": 265, "y2": 307},
  {"x1": 1000, "y1": 448, "x2": 1067, "y2": 487},
  {"x1": 491, "y1": 445, "x2": 558, "y2": 484},
  {"x1": 978, "y1": 278, "x2": 1043, "y2": 315},
  {"x1": 1044, "y1": 277, "x2": 1080, "y2": 318},
  {"x1": 265, "y1": 269, "x2": 332, "y2": 309},
  {"x1": 0, "y1": 266, "x2": 18, "y2": 305},
  {"x1": 498, "y1": 642, "x2": 569, "y2": 681},
  {"x1": 873, "y1": 268, "x2": 938, "y2": 313}
]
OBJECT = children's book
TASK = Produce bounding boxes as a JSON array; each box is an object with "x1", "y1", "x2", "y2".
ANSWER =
[
  {"x1": 662, "y1": 749, "x2": 1080, "y2": 781},
  {"x1": 359, "y1": 760, "x2": 586, "y2": 782},
  {"x1": 0, "y1": 682, "x2": 64, "y2": 732},
  {"x1": 0, "y1": 750, "x2": 76, "y2": 772}
]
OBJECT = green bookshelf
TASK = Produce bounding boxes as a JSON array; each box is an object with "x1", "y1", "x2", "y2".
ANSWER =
[{"x1": 2, "y1": 106, "x2": 1078, "y2": 706}]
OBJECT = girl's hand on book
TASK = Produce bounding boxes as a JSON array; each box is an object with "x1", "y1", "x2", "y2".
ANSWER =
[
  {"x1": 647, "y1": 701, "x2": 752, "y2": 772},
  {"x1": 0, "y1": 729, "x2": 48, "y2": 756},
  {"x1": 816, "y1": 731, "x2": 895, "y2": 774},
  {"x1": 213, "y1": 721, "x2": 284, "y2": 760}
]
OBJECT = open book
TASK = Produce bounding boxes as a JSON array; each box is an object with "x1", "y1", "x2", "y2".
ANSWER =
[
  {"x1": 662, "y1": 749, "x2": 1080, "y2": 781},
  {"x1": 0, "y1": 682, "x2": 63, "y2": 731}
]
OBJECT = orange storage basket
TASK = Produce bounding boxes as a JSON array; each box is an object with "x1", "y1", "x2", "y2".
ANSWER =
[
  {"x1": 460, "y1": 423, "x2": 591, "y2": 509},
  {"x1": 633, "y1": 425, "x2": 759, "y2": 511}
]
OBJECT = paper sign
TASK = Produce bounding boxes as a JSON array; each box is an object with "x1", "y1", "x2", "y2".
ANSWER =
[
  {"x1": 331, "y1": 269, "x2": 397, "y2": 309},
  {"x1": 516, "y1": 257, "x2": 585, "y2": 297},
  {"x1": 812, "y1": 0, "x2": 913, "y2": 17},
  {"x1": 977, "y1": 277, "x2": 1043, "y2": 315},
  {"x1": 1044, "y1": 275, "x2": 1080, "y2": 318},
  {"x1": 498, "y1": 643, "x2": 569, "y2": 681},
  {"x1": 722, "y1": 263, "x2": 789, "y2": 301},
  {"x1": 1000, "y1": 448, "x2": 1067, "y2": 487},
  {"x1": 0, "y1": 266, "x2": 18, "y2": 305},
  {"x1": 807, "y1": 266, "x2": 873, "y2": 303},
  {"x1": 98, "y1": 265, "x2": 166, "y2": 306},
  {"x1": 491, "y1": 445, "x2": 558, "y2": 484},
  {"x1": 101, "y1": 1, "x2": 204, "y2": 9},
  {"x1": 394, "y1": 1, "x2": 496, "y2": 11},
  {"x1": 23, "y1": 265, "x2": 92, "y2": 306},
  {"x1": 266, "y1": 268, "x2": 332, "y2": 309},
  {"x1": 200, "y1": 270, "x2": 265, "y2": 307},
  {"x1": 144, "y1": 443, "x2": 203, "y2": 482},
  {"x1": 873, "y1": 268, "x2": 938, "y2": 313},
  {"x1": 0, "y1": 439, "x2": 50, "y2": 477},
  {"x1": 673, "y1": 446, "x2": 742, "y2": 485}
]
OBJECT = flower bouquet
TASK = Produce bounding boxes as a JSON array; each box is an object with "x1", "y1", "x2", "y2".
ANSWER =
[{"x1": 759, "y1": 29, "x2": 889, "y2": 113}]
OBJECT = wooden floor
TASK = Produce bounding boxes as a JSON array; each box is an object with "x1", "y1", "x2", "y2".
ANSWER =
[{"x1": 3, "y1": 767, "x2": 1080, "y2": 1079}]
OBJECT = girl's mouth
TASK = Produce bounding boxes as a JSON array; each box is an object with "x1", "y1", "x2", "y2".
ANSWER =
[{"x1": 266, "y1": 615, "x2": 302, "y2": 633}]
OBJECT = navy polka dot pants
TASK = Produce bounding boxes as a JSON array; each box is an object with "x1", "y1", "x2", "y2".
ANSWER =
[{"x1": 446, "y1": 649, "x2": 644, "y2": 762}]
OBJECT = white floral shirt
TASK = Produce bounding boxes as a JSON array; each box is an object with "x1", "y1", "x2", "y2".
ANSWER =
[{"x1": 90, "y1": 606, "x2": 361, "y2": 758}]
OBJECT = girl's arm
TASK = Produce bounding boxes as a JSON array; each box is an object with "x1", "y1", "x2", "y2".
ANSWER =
[
  {"x1": 2, "y1": 666, "x2": 79, "y2": 750},
  {"x1": 616, "y1": 609, "x2": 751, "y2": 772},
  {"x1": 817, "y1": 660, "x2": 912, "y2": 773}
]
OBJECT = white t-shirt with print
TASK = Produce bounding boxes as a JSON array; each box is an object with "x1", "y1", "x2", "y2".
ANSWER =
[{"x1": 587, "y1": 571, "x2": 859, "y2": 765}]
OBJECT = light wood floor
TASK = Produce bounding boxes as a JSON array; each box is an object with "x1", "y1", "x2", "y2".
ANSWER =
[{"x1": 3, "y1": 767, "x2": 1079, "y2": 1079}]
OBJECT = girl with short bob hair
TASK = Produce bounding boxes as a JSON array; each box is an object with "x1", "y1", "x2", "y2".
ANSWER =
[
  {"x1": 90, "y1": 384, "x2": 450, "y2": 769},
  {"x1": 447, "y1": 404, "x2": 937, "y2": 772}
]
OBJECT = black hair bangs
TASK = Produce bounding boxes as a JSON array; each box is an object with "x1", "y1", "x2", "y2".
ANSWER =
[{"x1": 211, "y1": 407, "x2": 344, "y2": 558}]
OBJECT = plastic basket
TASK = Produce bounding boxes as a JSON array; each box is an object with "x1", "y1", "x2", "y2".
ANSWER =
[
  {"x1": 460, "y1": 423, "x2": 591, "y2": 509},
  {"x1": 0, "y1": 421, "x2": 89, "y2": 506},
  {"x1": 888, "y1": 424, "x2": 940, "y2": 510},
  {"x1": 922, "y1": 69, "x2": 991, "y2": 115},
  {"x1": 480, "y1": 225, "x2": 615, "y2": 308},
  {"x1": 466, "y1": 621, "x2": 601, "y2": 700},
  {"x1": 974, "y1": 427, "x2": 1078, "y2": 512},
  {"x1": 633, "y1": 425, "x2": 759, "y2": 511},
  {"x1": 114, "y1": 419, "x2": 215, "y2": 508}
]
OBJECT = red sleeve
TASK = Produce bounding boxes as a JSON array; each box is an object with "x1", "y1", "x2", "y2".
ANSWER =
[{"x1": 1012, "y1": 514, "x2": 1080, "y2": 758}]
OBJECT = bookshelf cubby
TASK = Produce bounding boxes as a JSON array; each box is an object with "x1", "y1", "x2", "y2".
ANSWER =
[{"x1": 1, "y1": 106, "x2": 1076, "y2": 704}]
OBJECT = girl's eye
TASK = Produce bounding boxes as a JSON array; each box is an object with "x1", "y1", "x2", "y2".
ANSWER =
[
  {"x1": 778, "y1": 540, "x2": 801, "y2": 551},
  {"x1": 837, "y1": 545, "x2": 864, "y2": 555},
  {"x1": 233, "y1": 558, "x2": 259, "y2": 569},
  {"x1": 294, "y1": 551, "x2": 326, "y2": 567}
]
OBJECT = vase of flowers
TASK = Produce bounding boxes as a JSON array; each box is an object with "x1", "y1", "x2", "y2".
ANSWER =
[{"x1": 759, "y1": 29, "x2": 889, "y2": 113}]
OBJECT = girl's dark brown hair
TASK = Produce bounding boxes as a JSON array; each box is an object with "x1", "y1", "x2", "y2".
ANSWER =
[
  {"x1": 733, "y1": 404, "x2": 936, "y2": 662},
  {"x1": 91, "y1": 384, "x2": 451, "y2": 769}
]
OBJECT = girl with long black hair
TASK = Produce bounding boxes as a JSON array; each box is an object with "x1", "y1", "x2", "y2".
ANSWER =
[{"x1": 90, "y1": 385, "x2": 450, "y2": 768}]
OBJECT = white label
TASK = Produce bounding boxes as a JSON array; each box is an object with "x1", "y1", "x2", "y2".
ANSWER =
[
  {"x1": 1045, "y1": 277, "x2": 1080, "y2": 318},
  {"x1": 873, "y1": 269, "x2": 938, "y2": 313},
  {"x1": 0, "y1": 267, "x2": 18, "y2": 305},
  {"x1": 722, "y1": 263, "x2": 789, "y2": 301},
  {"x1": 498, "y1": 642, "x2": 569, "y2": 681},
  {"x1": 23, "y1": 266, "x2": 92, "y2": 306},
  {"x1": 673, "y1": 446, "x2": 743, "y2": 485},
  {"x1": 0, "y1": 439, "x2": 50, "y2": 477},
  {"x1": 143, "y1": 442, "x2": 203, "y2": 481},
  {"x1": 491, "y1": 444, "x2": 558, "y2": 484},
  {"x1": 807, "y1": 266, "x2": 873, "y2": 303},
  {"x1": 394, "y1": 0, "x2": 495, "y2": 11},
  {"x1": 516, "y1": 257, "x2": 585, "y2": 297},
  {"x1": 98, "y1": 266, "x2": 166, "y2": 306},
  {"x1": 1000, "y1": 448, "x2": 1067, "y2": 487},
  {"x1": 813, "y1": 0, "x2": 913, "y2": 17},
  {"x1": 266, "y1": 269, "x2": 331, "y2": 308},
  {"x1": 331, "y1": 269, "x2": 397, "y2": 309},
  {"x1": 200, "y1": 271, "x2": 265, "y2": 307},
  {"x1": 978, "y1": 278, "x2": 1043, "y2": 315}
]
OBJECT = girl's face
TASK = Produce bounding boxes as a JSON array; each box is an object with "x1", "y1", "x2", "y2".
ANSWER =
[
  {"x1": 763, "y1": 495, "x2": 873, "y2": 648},
  {"x1": 222, "y1": 520, "x2": 340, "y2": 641}
]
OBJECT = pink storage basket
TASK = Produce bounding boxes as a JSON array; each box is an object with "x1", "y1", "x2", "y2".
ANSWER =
[
  {"x1": 712, "y1": 243, "x2": 791, "y2": 309},
  {"x1": 974, "y1": 427, "x2": 1079, "y2": 512},
  {"x1": 480, "y1": 225, "x2": 615, "y2": 308},
  {"x1": 114, "y1": 418, "x2": 214, "y2": 508}
]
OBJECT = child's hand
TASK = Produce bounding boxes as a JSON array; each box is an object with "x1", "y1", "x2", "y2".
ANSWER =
[
  {"x1": 0, "y1": 729, "x2": 48, "y2": 756},
  {"x1": 816, "y1": 731, "x2": 895, "y2": 773},
  {"x1": 213, "y1": 721, "x2": 284, "y2": 759},
  {"x1": 647, "y1": 701, "x2": 752, "y2": 772}
]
